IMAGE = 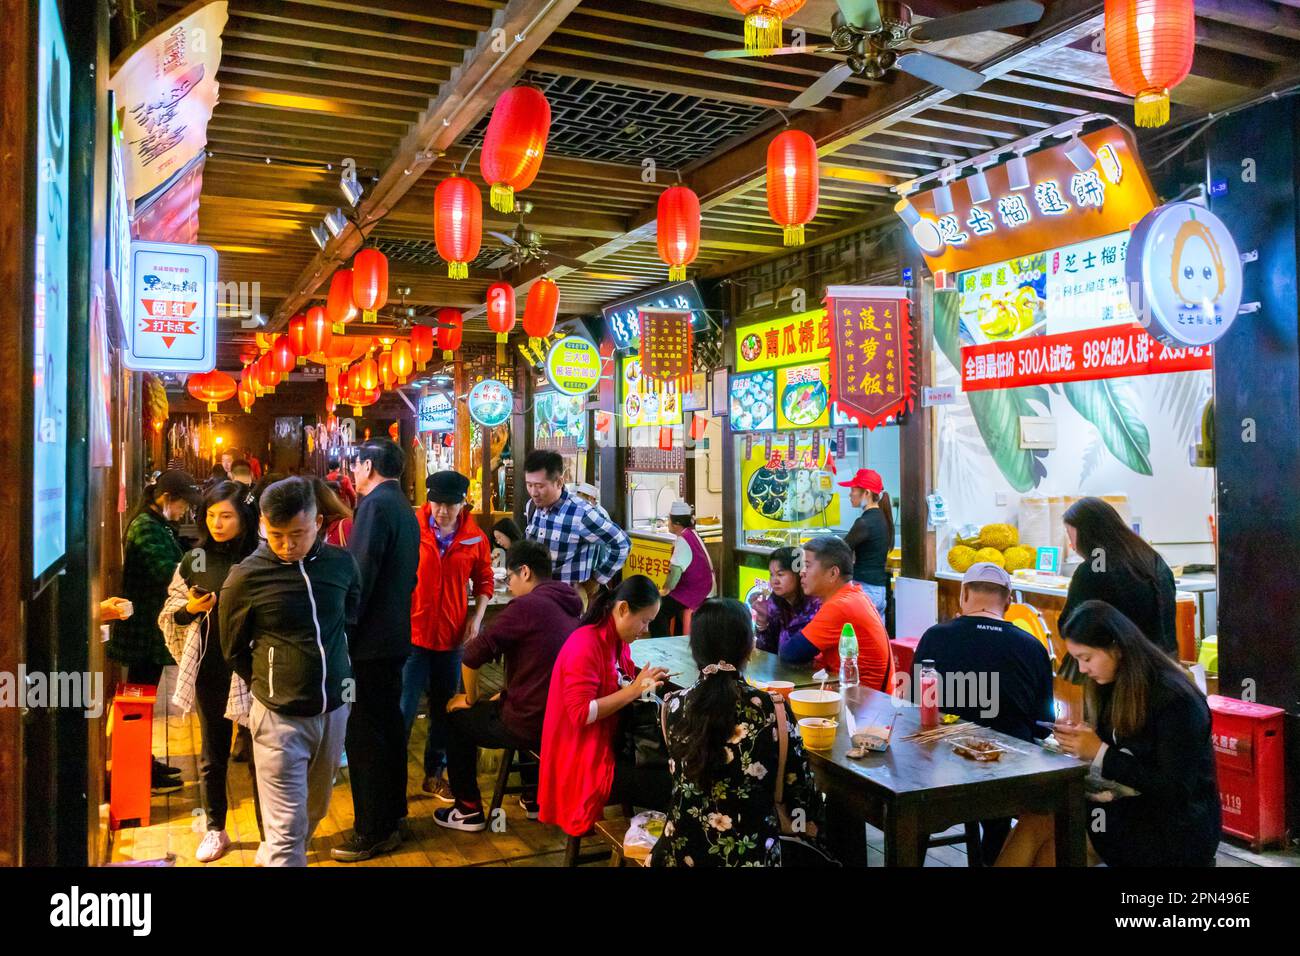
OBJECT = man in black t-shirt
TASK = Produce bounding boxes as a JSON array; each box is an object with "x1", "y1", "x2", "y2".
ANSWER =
[{"x1": 914, "y1": 561, "x2": 1055, "y2": 864}]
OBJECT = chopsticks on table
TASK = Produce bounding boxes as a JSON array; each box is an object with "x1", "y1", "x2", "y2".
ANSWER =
[{"x1": 900, "y1": 722, "x2": 975, "y2": 743}]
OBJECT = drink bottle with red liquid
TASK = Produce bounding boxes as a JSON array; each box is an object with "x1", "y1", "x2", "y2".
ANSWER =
[{"x1": 919, "y1": 660, "x2": 939, "y2": 729}]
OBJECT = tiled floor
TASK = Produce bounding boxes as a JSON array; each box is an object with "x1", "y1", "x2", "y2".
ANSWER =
[{"x1": 108, "y1": 669, "x2": 1300, "y2": 868}]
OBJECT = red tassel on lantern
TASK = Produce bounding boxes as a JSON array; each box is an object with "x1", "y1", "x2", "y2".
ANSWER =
[
  {"x1": 480, "y1": 86, "x2": 551, "y2": 213},
  {"x1": 434, "y1": 176, "x2": 483, "y2": 279},
  {"x1": 436, "y1": 308, "x2": 463, "y2": 361},
  {"x1": 392, "y1": 339, "x2": 414, "y2": 384},
  {"x1": 728, "y1": 1, "x2": 808, "y2": 56},
  {"x1": 523, "y1": 278, "x2": 559, "y2": 348},
  {"x1": 657, "y1": 185, "x2": 701, "y2": 282},
  {"x1": 767, "y1": 129, "x2": 819, "y2": 246},
  {"x1": 326, "y1": 268, "x2": 357, "y2": 335},
  {"x1": 352, "y1": 247, "x2": 389, "y2": 323},
  {"x1": 1104, "y1": 0, "x2": 1195, "y2": 128},
  {"x1": 411, "y1": 324, "x2": 435, "y2": 370},
  {"x1": 305, "y1": 305, "x2": 333, "y2": 357},
  {"x1": 288, "y1": 313, "x2": 309, "y2": 365},
  {"x1": 485, "y1": 282, "x2": 516, "y2": 363}
]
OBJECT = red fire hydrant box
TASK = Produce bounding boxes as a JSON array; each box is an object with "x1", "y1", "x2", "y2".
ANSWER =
[
  {"x1": 108, "y1": 683, "x2": 157, "y2": 830},
  {"x1": 1207, "y1": 695, "x2": 1287, "y2": 850}
]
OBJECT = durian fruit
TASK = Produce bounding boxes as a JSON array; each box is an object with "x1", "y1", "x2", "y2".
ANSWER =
[
  {"x1": 975, "y1": 547, "x2": 1006, "y2": 568},
  {"x1": 978, "y1": 523, "x2": 1019, "y2": 551},
  {"x1": 1003, "y1": 545, "x2": 1035, "y2": 572},
  {"x1": 947, "y1": 545, "x2": 979, "y2": 573}
]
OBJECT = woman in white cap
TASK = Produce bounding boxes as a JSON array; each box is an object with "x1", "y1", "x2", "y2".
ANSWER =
[{"x1": 649, "y1": 499, "x2": 716, "y2": 637}]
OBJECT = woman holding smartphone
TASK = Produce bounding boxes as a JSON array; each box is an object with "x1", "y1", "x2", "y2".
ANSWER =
[{"x1": 159, "y1": 481, "x2": 261, "y2": 863}]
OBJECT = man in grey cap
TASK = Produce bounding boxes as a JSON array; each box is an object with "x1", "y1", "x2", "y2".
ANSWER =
[{"x1": 913, "y1": 561, "x2": 1056, "y2": 863}]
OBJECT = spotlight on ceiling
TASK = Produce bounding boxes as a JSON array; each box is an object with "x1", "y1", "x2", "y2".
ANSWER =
[
  {"x1": 324, "y1": 208, "x2": 349, "y2": 237},
  {"x1": 1007, "y1": 154, "x2": 1030, "y2": 191},
  {"x1": 932, "y1": 182, "x2": 954, "y2": 216},
  {"x1": 340, "y1": 169, "x2": 364, "y2": 206},
  {"x1": 894, "y1": 197, "x2": 921, "y2": 228},
  {"x1": 1064, "y1": 136, "x2": 1097, "y2": 172},
  {"x1": 310, "y1": 223, "x2": 329, "y2": 250},
  {"x1": 966, "y1": 169, "x2": 991, "y2": 205}
]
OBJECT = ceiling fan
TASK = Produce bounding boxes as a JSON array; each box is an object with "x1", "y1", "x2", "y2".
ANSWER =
[
  {"x1": 706, "y1": 0, "x2": 1045, "y2": 108},
  {"x1": 484, "y1": 200, "x2": 600, "y2": 273}
]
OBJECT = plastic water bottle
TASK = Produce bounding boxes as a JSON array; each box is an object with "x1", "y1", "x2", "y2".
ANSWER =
[
  {"x1": 919, "y1": 659, "x2": 940, "y2": 729},
  {"x1": 838, "y1": 623, "x2": 859, "y2": 689}
]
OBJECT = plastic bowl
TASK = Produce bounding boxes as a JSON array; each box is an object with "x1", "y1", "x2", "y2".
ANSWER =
[
  {"x1": 798, "y1": 717, "x2": 838, "y2": 750},
  {"x1": 764, "y1": 680, "x2": 795, "y2": 699},
  {"x1": 789, "y1": 689, "x2": 841, "y2": 719}
]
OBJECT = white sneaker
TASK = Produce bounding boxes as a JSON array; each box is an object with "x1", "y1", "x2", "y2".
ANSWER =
[{"x1": 196, "y1": 829, "x2": 230, "y2": 863}]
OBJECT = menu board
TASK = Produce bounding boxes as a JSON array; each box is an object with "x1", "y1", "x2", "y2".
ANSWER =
[
  {"x1": 740, "y1": 440, "x2": 839, "y2": 531},
  {"x1": 728, "y1": 370, "x2": 775, "y2": 432},
  {"x1": 621, "y1": 356, "x2": 683, "y2": 427},
  {"x1": 776, "y1": 363, "x2": 831, "y2": 430}
]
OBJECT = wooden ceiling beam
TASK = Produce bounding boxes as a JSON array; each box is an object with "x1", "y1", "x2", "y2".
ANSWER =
[
  {"x1": 1194, "y1": 0, "x2": 1300, "y2": 43},
  {"x1": 221, "y1": 16, "x2": 468, "y2": 66},
  {"x1": 218, "y1": 88, "x2": 415, "y2": 126}
]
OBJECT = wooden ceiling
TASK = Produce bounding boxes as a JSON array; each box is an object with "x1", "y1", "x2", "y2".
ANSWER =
[{"x1": 134, "y1": 0, "x2": 1300, "y2": 368}]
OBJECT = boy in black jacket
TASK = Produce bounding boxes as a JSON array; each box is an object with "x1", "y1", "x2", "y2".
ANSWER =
[{"x1": 221, "y1": 477, "x2": 360, "y2": 867}]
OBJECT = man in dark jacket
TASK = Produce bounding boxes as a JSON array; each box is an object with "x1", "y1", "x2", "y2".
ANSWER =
[
  {"x1": 335, "y1": 437, "x2": 420, "y2": 861},
  {"x1": 434, "y1": 540, "x2": 582, "y2": 832},
  {"x1": 220, "y1": 477, "x2": 360, "y2": 867}
]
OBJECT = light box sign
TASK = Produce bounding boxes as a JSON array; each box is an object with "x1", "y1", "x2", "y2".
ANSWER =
[
  {"x1": 544, "y1": 335, "x2": 601, "y2": 396},
  {"x1": 417, "y1": 391, "x2": 454, "y2": 433},
  {"x1": 602, "y1": 280, "x2": 707, "y2": 350},
  {"x1": 905, "y1": 126, "x2": 1157, "y2": 276},
  {"x1": 107, "y1": 95, "x2": 133, "y2": 340},
  {"x1": 125, "y1": 240, "x2": 218, "y2": 372},
  {"x1": 728, "y1": 370, "x2": 776, "y2": 432},
  {"x1": 534, "y1": 390, "x2": 587, "y2": 450},
  {"x1": 467, "y1": 379, "x2": 511, "y2": 428},
  {"x1": 776, "y1": 363, "x2": 831, "y2": 431},
  {"x1": 621, "y1": 356, "x2": 683, "y2": 427},
  {"x1": 735, "y1": 309, "x2": 831, "y2": 373}
]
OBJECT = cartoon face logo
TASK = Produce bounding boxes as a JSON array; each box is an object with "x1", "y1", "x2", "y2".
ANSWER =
[{"x1": 1170, "y1": 214, "x2": 1227, "y2": 308}]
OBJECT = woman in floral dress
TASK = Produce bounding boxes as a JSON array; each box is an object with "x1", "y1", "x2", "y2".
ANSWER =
[{"x1": 652, "y1": 598, "x2": 824, "y2": 867}]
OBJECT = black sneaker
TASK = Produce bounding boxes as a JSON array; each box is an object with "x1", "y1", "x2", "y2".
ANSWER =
[
  {"x1": 518, "y1": 795, "x2": 540, "y2": 820},
  {"x1": 150, "y1": 766, "x2": 183, "y2": 794},
  {"x1": 153, "y1": 759, "x2": 182, "y2": 778},
  {"x1": 433, "y1": 806, "x2": 487, "y2": 832},
  {"x1": 330, "y1": 830, "x2": 401, "y2": 863}
]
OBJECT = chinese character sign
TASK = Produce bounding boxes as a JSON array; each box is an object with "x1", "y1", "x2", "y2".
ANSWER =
[
  {"x1": 825, "y1": 286, "x2": 915, "y2": 430},
  {"x1": 108, "y1": 0, "x2": 228, "y2": 202},
  {"x1": 639, "y1": 308, "x2": 693, "y2": 388},
  {"x1": 125, "y1": 240, "x2": 218, "y2": 372},
  {"x1": 735, "y1": 309, "x2": 832, "y2": 373}
]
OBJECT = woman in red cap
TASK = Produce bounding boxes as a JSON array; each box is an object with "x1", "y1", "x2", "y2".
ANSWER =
[{"x1": 838, "y1": 468, "x2": 894, "y2": 621}]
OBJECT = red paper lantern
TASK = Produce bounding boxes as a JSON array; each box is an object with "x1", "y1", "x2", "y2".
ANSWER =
[
  {"x1": 326, "y1": 268, "x2": 357, "y2": 332},
  {"x1": 304, "y1": 305, "x2": 333, "y2": 356},
  {"x1": 326, "y1": 370, "x2": 340, "y2": 403},
  {"x1": 434, "y1": 176, "x2": 482, "y2": 279},
  {"x1": 288, "y1": 313, "x2": 309, "y2": 365},
  {"x1": 188, "y1": 369, "x2": 238, "y2": 412},
  {"x1": 436, "y1": 308, "x2": 463, "y2": 360},
  {"x1": 728, "y1": 1, "x2": 807, "y2": 55},
  {"x1": 347, "y1": 363, "x2": 362, "y2": 395},
  {"x1": 378, "y1": 351, "x2": 396, "y2": 391},
  {"x1": 1104, "y1": 0, "x2": 1194, "y2": 128},
  {"x1": 411, "y1": 323, "x2": 435, "y2": 370},
  {"x1": 523, "y1": 278, "x2": 560, "y2": 343},
  {"x1": 767, "y1": 129, "x2": 819, "y2": 247},
  {"x1": 392, "y1": 339, "x2": 414, "y2": 384},
  {"x1": 358, "y1": 354, "x2": 379, "y2": 392},
  {"x1": 352, "y1": 247, "x2": 389, "y2": 321},
  {"x1": 259, "y1": 352, "x2": 282, "y2": 392},
  {"x1": 238, "y1": 382, "x2": 255, "y2": 413},
  {"x1": 272, "y1": 334, "x2": 297, "y2": 375},
  {"x1": 245, "y1": 362, "x2": 264, "y2": 398},
  {"x1": 485, "y1": 282, "x2": 516, "y2": 363},
  {"x1": 480, "y1": 85, "x2": 551, "y2": 213},
  {"x1": 657, "y1": 185, "x2": 700, "y2": 281}
]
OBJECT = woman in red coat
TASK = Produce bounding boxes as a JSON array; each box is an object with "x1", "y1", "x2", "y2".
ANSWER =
[
  {"x1": 402, "y1": 471, "x2": 495, "y2": 799},
  {"x1": 538, "y1": 575, "x2": 671, "y2": 837}
]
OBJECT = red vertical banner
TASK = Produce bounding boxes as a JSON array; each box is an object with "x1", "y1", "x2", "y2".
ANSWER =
[
  {"x1": 639, "y1": 308, "x2": 693, "y2": 389},
  {"x1": 826, "y1": 285, "x2": 915, "y2": 430}
]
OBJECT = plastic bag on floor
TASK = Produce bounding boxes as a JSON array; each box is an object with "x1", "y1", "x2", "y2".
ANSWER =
[{"x1": 623, "y1": 810, "x2": 667, "y2": 862}]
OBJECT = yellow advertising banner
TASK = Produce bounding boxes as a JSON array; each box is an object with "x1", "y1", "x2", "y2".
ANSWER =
[
  {"x1": 735, "y1": 309, "x2": 832, "y2": 373},
  {"x1": 740, "y1": 440, "x2": 839, "y2": 531},
  {"x1": 775, "y1": 363, "x2": 831, "y2": 430},
  {"x1": 626, "y1": 535, "x2": 675, "y2": 588}
]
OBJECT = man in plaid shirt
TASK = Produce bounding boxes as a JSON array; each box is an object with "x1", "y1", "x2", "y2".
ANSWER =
[{"x1": 523, "y1": 450, "x2": 630, "y2": 597}]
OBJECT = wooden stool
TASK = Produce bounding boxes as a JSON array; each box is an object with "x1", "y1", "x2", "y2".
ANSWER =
[
  {"x1": 488, "y1": 747, "x2": 540, "y2": 819},
  {"x1": 563, "y1": 800, "x2": 637, "y2": 866},
  {"x1": 595, "y1": 816, "x2": 649, "y2": 867}
]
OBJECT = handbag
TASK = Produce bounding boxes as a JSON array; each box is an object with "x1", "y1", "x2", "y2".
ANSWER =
[
  {"x1": 772, "y1": 696, "x2": 840, "y2": 867},
  {"x1": 620, "y1": 669, "x2": 670, "y2": 769}
]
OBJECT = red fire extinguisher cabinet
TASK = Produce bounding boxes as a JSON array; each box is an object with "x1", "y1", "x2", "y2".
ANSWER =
[
  {"x1": 108, "y1": 683, "x2": 157, "y2": 830},
  {"x1": 1207, "y1": 695, "x2": 1287, "y2": 850}
]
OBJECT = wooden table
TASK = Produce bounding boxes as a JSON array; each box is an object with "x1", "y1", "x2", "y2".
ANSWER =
[
  {"x1": 806, "y1": 686, "x2": 1089, "y2": 867},
  {"x1": 631, "y1": 636, "x2": 821, "y2": 689}
]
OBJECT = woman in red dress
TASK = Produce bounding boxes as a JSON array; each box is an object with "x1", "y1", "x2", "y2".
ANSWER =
[{"x1": 538, "y1": 576, "x2": 671, "y2": 837}]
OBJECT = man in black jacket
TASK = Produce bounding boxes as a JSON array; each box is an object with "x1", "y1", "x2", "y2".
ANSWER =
[
  {"x1": 334, "y1": 437, "x2": 421, "y2": 862},
  {"x1": 221, "y1": 477, "x2": 360, "y2": 867}
]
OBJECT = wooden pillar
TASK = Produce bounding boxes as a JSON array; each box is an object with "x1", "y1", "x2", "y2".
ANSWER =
[
  {"x1": 454, "y1": 352, "x2": 470, "y2": 477},
  {"x1": 900, "y1": 264, "x2": 936, "y2": 581}
]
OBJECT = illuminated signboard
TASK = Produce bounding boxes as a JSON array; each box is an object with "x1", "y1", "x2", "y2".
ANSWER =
[
  {"x1": 534, "y1": 390, "x2": 587, "y2": 449},
  {"x1": 904, "y1": 126, "x2": 1157, "y2": 276},
  {"x1": 125, "y1": 240, "x2": 219, "y2": 372},
  {"x1": 621, "y1": 356, "x2": 683, "y2": 427},
  {"x1": 728, "y1": 370, "x2": 776, "y2": 432},
  {"x1": 417, "y1": 391, "x2": 454, "y2": 432},
  {"x1": 602, "y1": 280, "x2": 707, "y2": 350},
  {"x1": 776, "y1": 363, "x2": 831, "y2": 431},
  {"x1": 735, "y1": 309, "x2": 831, "y2": 373},
  {"x1": 467, "y1": 379, "x2": 511, "y2": 427},
  {"x1": 544, "y1": 335, "x2": 602, "y2": 396}
]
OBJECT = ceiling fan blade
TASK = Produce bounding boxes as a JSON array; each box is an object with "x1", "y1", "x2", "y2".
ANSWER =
[
  {"x1": 483, "y1": 252, "x2": 515, "y2": 270},
  {"x1": 895, "y1": 51, "x2": 987, "y2": 93},
  {"x1": 705, "y1": 45, "x2": 835, "y2": 59},
  {"x1": 909, "y1": 0, "x2": 1044, "y2": 43},
  {"x1": 545, "y1": 253, "x2": 593, "y2": 271},
  {"x1": 487, "y1": 231, "x2": 520, "y2": 247},
  {"x1": 790, "y1": 61, "x2": 855, "y2": 111},
  {"x1": 836, "y1": 0, "x2": 883, "y2": 33}
]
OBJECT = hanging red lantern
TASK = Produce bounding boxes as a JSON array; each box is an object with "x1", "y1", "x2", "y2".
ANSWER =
[
  {"x1": 323, "y1": 334, "x2": 373, "y2": 367},
  {"x1": 485, "y1": 282, "x2": 516, "y2": 363},
  {"x1": 392, "y1": 339, "x2": 414, "y2": 384},
  {"x1": 378, "y1": 351, "x2": 396, "y2": 391},
  {"x1": 358, "y1": 353, "x2": 379, "y2": 392},
  {"x1": 411, "y1": 323, "x2": 435, "y2": 370},
  {"x1": 288, "y1": 313, "x2": 309, "y2": 365},
  {"x1": 767, "y1": 129, "x2": 819, "y2": 247},
  {"x1": 728, "y1": 1, "x2": 808, "y2": 56},
  {"x1": 326, "y1": 268, "x2": 357, "y2": 333},
  {"x1": 259, "y1": 352, "x2": 282, "y2": 392},
  {"x1": 1104, "y1": 0, "x2": 1195, "y2": 128},
  {"x1": 352, "y1": 247, "x2": 389, "y2": 323},
  {"x1": 434, "y1": 176, "x2": 482, "y2": 279},
  {"x1": 188, "y1": 369, "x2": 238, "y2": 412},
  {"x1": 347, "y1": 362, "x2": 363, "y2": 395},
  {"x1": 238, "y1": 382, "x2": 255, "y2": 413},
  {"x1": 480, "y1": 85, "x2": 551, "y2": 213},
  {"x1": 245, "y1": 362, "x2": 264, "y2": 398},
  {"x1": 346, "y1": 383, "x2": 381, "y2": 417},
  {"x1": 657, "y1": 185, "x2": 701, "y2": 281},
  {"x1": 326, "y1": 370, "x2": 340, "y2": 403},
  {"x1": 272, "y1": 334, "x2": 297, "y2": 375},
  {"x1": 304, "y1": 305, "x2": 333, "y2": 357},
  {"x1": 436, "y1": 308, "x2": 463, "y2": 361},
  {"x1": 523, "y1": 277, "x2": 559, "y2": 345}
]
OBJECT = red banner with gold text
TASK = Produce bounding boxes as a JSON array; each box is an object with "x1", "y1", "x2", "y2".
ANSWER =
[{"x1": 826, "y1": 286, "x2": 915, "y2": 430}]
